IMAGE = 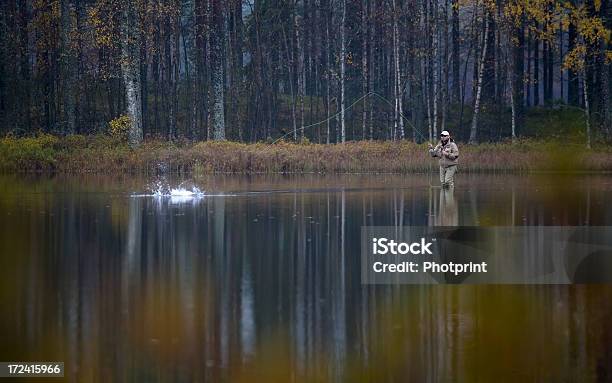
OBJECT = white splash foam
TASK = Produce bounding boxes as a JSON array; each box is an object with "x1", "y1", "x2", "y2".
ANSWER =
[
  {"x1": 170, "y1": 188, "x2": 196, "y2": 197},
  {"x1": 145, "y1": 181, "x2": 205, "y2": 200}
]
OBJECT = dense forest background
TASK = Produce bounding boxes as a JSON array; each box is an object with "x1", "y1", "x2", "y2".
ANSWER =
[{"x1": 0, "y1": 0, "x2": 610, "y2": 147}]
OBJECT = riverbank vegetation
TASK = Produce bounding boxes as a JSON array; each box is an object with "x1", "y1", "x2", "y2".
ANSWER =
[{"x1": 1, "y1": 133, "x2": 611, "y2": 174}]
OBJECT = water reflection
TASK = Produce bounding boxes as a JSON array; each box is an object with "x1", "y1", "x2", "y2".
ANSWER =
[
  {"x1": 429, "y1": 187, "x2": 458, "y2": 226},
  {"x1": 1, "y1": 174, "x2": 612, "y2": 381}
]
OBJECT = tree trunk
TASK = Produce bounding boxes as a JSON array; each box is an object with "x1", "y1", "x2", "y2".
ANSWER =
[
  {"x1": 61, "y1": 0, "x2": 76, "y2": 135},
  {"x1": 567, "y1": 23, "x2": 579, "y2": 105},
  {"x1": 392, "y1": 0, "x2": 404, "y2": 140},
  {"x1": 361, "y1": 0, "x2": 368, "y2": 139},
  {"x1": 172, "y1": 7, "x2": 180, "y2": 139},
  {"x1": 559, "y1": 25, "x2": 564, "y2": 102},
  {"x1": 18, "y1": 0, "x2": 30, "y2": 132},
  {"x1": 512, "y1": 18, "x2": 525, "y2": 135},
  {"x1": 451, "y1": 0, "x2": 460, "y2": 103},
  {"x1": 533, "y1": 32, "x2": 539, "y2": 106},
  {"x1": 120, "y1": 0, "x2": 143, "y2": 147},
  {"x1": 140, "y1": 2, "x2": 148, "y2": 138},
  {"x1": 510, "y1": 72, "x2": 516, "y2": 142},
  {"x1": 153, "y1": 22, "x2": 160, "y2": 136},
  {"x1": 482, "y1": 14, "x2": 495, "y2": 102},
  {"x1": 325, "y1": 3, "x2": 331, "y2": 143},
  {"x1": 526, "y1": 30, "x2": 531, "y2": 106},
  {"x1": 0, "y1": 4, "x2": 5, "y2": 132},
  {"x1": 210, "y1": 0, "x2": 225, "y2": 140},
  {"x1": 469, "y1": 14, "x2": 489, "y2": 144},
  {"x1": 441, "y1": 0, "x2": 449, "y2": 132},
  {"x1": 368, "y1": 0, "x2": 374, "y2": 139},
  {"x1": 340, "y1": 0, "x2": 346, "y2": 142},
  {"x1": 182, "y1": 0, "x2": 197, "y2": 140},
  {"x1": 431, "y1": 0, "x2": 439, "y2": 139},
  {"x1": 282, "y1": 24, "x2": 297, "y2": 141},
  {"x1": 582, "y1": 72, "x2": 591, "y2": 149},
  {"x1": 232, "y1": 0, "x2": 243, "y2": 140},
  {"x1": 547, "y1": 38, "x2": 553, "y2": 102},
  {"x1": 295, "y1": 0, "x2": 305, "y2": 139}
]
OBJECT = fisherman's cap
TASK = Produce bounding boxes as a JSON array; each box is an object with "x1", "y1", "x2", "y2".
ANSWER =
[{"x1": 440, "y1": 130, "x2": 450, "y2": 136}]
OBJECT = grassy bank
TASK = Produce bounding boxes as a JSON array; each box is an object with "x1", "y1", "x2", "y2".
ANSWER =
[{"x1": 1, "y1": 134, "x2": 611, "y2": 174}]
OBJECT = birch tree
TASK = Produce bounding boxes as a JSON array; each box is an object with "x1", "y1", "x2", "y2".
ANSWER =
[
  {"x1": 295, "y1": 0, "x2": 305, "y2": 139},
  {"x1": 361, "y1": 0, "x2": 368, "y2": 139},
  {"x1": 120, "y1": 0, "x2": 143, "y2": 147},
  {"x1": 469, "y1": 10, "x2": 490, "y2": 144},
  {"x1": 392, "y1": 0, "x2": 405, "y2": 139},
  {"x1": 210, "y1": 0, "x2": 225, "y2": 140},
  {"x1": 431, "y1": 0, "x2": 439, "y2": 138},
  {"x1": 340, "y1": 0, "x2": 346, "y2": 143}
]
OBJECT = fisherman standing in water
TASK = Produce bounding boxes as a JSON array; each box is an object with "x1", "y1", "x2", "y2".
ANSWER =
[{"x1": 428, "y1": 130, "x2": 459, "y2": 188}]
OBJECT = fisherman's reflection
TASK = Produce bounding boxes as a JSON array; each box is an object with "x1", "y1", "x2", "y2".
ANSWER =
[{"x1": 437, "y1": 187, "x2": 458, "y2": 226}]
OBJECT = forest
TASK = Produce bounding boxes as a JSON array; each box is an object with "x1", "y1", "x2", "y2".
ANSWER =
[{"x1": 0, "y1": 0, "x2": 610, "y2": 148}]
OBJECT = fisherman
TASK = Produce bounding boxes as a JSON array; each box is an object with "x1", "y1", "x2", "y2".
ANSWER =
[{"x1": 428, "y1": 130, "x2": 459, "y2": 189}]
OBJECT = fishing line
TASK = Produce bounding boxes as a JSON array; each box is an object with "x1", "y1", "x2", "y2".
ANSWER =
[
  {"x1": 272, "y1": 91, "x2": 430, "y2": 144},
  {"x1": 269, "y1": 91, "x2": 436, "y2": 187}
]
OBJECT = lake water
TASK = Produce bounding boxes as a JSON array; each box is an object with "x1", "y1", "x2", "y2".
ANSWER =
[{"x1": 2, "y1": 173, "x2": 612, "y2": 382}]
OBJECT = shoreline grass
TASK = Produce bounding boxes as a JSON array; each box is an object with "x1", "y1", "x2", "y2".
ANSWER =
[{"x1": 1, "y1": 134, "x2": 611, "y2": 174}]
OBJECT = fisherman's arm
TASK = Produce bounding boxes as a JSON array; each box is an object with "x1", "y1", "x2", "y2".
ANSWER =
[
  {"x1": 444, "y1": 144, "x2": 459, "y2": 160},
  {"x1": 428, "y1": 143, "x2": 441, "y2": 157}
]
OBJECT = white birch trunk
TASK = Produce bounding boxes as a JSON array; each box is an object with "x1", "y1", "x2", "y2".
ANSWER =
[
  {"x1": 440, "y1": 0, "x2": 449, "y2": 133},
  {"x1": 211, "y1": 61, "x2": 225, "y2": 140},
  {"x1": 432, "y1": 0, "x2": 439, "y2": 138},
  {"x1": 340, "y1": 0, "x2": 346, "y2": 143},
  {"x1": 281, "y1": 26, "x2": 297, "y2": 140},
  {"x1": 393, "y1": 1, "x2": 399, "y2": 140},
  {"x1": 422, "y1": 60, "x2": 433, "y2": 141},
  {"x1": 393, "y1": 0, "x2": 404, "y2": 139},
  {"x1": 295, "y1": 0, "x2": 305, "y2": 139},
  {"x1": 211, "y1": 0, "x2": 225, "y2": 140},
  {"x1": 582, "y1": 72, "x2": 591, "y2": 149},
  {"x1": 120, "y1": 0, "x2": 143, "y2": 147},
  {"x1": 368, "y1": 0, "x2": 375, "y2": 139},
  {"x1": 362, "y1": 0, "x2": 368, "y2": 139},
  {"x1": 469, "y1": 16, "x2": 489, "y2": 144},
  {"x1": 509, "y1": 44, "x2": 517, "y2": 142},
  {"x1": 326, "y1": 19, "x2": 331, "y2": 143}
]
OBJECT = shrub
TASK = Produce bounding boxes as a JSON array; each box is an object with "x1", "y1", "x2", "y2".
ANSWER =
[
  {"x1": 108, "y1": 115, "x2": 132, "y2": 142},
  {"x1": 0, "y1": 133, "x2": 59, "y2": 171}
]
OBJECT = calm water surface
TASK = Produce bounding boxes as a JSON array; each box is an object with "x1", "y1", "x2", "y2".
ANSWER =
[{"x1": 2, "y1": 173, "x2": 612, "y2": 382}]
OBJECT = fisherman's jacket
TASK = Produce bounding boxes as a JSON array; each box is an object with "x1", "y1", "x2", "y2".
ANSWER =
[{"x1": 429, "y1": 140, "x2": 459, "y2": 167}]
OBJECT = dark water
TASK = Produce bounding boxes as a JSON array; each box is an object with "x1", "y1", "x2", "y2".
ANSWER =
[{"x1": 2, "y1": 173, "x2": 612, "y2": 382}]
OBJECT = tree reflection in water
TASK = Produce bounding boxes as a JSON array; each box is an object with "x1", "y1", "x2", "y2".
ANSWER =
[{"x1": 1, "y1": 174, "x2": 612, "y2": 382}]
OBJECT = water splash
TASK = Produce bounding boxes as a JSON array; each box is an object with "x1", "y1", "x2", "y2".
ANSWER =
[
  {"x1": 153, "y1": 185, "x2": 203, "y2": 197},
  {"x1": 151, "y1": 180, "x2": 170, "y2": 197},
  {"x1": 132, "y1": 180, "x2": 206, "y2": 203},
  {"x1": 170, "y1": 188, "x2": 204, "y2": 204},
  {"x1": 167, "y1": 186, "x2": 204, "y2": 197},
  {"x1": 131, "y1": 179, "x2": 234, "y2": 201}
]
